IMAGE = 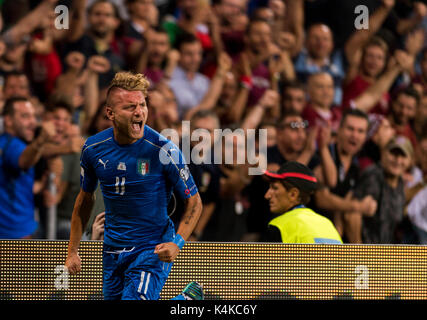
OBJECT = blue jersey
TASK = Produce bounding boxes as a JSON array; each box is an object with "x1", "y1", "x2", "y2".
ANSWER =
[
  {"x1": 80, "y1": 126, "x2": 198, "y2": 247},
  {"x1": 0, "y1": 133, "x2": 37, "y2": 238}
]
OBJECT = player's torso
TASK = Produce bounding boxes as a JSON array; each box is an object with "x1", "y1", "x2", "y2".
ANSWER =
[{"x1": 89, "y1": 138, "x2": 167, "y2": 200}]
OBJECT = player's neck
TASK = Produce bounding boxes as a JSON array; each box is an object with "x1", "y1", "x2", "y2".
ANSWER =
[{"x1": 113, "y1": 128, "x2": 142, "y2": 145}]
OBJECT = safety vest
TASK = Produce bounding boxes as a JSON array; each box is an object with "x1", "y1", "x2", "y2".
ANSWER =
[{"x1": 269, "y1": 206, "x2": 343, "y2": 244}]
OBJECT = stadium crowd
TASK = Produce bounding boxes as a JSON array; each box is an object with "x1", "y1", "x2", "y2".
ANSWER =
[{"x1": 0, "y1": 0, "x2": 427, "y2": 245}]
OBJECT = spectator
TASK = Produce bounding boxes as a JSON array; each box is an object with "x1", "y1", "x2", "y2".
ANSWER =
[
  {"x1": 387, "y1": 86, "x2": 420, "y2": 151},
  {"x1": 294, "y1": 23, "x2": 345, "y2": 105},
  {"x1": 63, "y1": 0, "x2": 140, "y2": 90},
  {"x1": 39, "y1": 98, "x2": 84, "y2": 239},
  {"x1": 281, "y1": 80, "x2": 306, "y2": 116},
  {"x1": 136, "y1": 27, "x2": 179, "y2": 87},
  {"x1": 235, "y1": 20, "x2": 278, "y2": 107},
  {"x1": 162, "y1": 0, "x2": 221, "y2": 55},
  {"x1": 3, "y1": 71, "x2": 31, "y2": 100},
  {"x1": 407, "y1": 183, "x2": 427, "y2": 244},
  {"x1": 168, "y1": 34, "x2": 233, "y2": 122},
  {"x1": 206, "y1": 128, "x2": 252, "y2": 241},
  {"x1": 342, "y1": 0, "x2": 420, "y2": 116},
  {"x1": 1, "y1": 0, "x2": 62, "y2": 78},
  {"x1": 213, "y1": 71, "x2": 239, "y2": 125},
  {"x1": 183, "y1": 51, "x2": 233, "y2": 121},
  {"x1": 313, "y1": 109, "x2": 377, "y2": 240},
  {"x1": 53, "y1": 51, "x2": 87, "y2": 122},
  {"x1": 342, "y1": 0, "x2": 395, "y2": 115},
  {"x1": 302, "y1": 72, "x2": 342, "y2": 134},
  {"x1": 212, "y1": 0, "x2": 249, "y2": 60},
  {"x1": 358, "y1": 114, "x2": 396, "y2": 171},
  {"x1": 25, "y1": 5, "x2": 65, "y2": 102},
  {"x1": 245, "y1": 112, "x2": 329, "y2": 241},
  {"x1": 261, "y1": 161, "x2": 342, "y2": 244},
  {"x1": 412, "y1": 47, "x2": 427, "y2": 94},
  {"x1": 80, "y1": 54, "x2": 112, "y2": 134},
  {"x1": 168, "y1": 33, "x2": 210, "y2": 118},
  {"x1": 32, "y1": 95, "x2": 84, "y2": 238},
  {"x1": 257, "y1": 120, "x2": 277, "y2": 149},
  {"x1": 145, "y1": 87, "x2": 179, "y2": 133},
  {"x1": 265, "y1": 112, "x2": 337, "y2": 173},
  {"x1": 184, "y1": 110, "x2": 222, "y2": 241},
  {"x1": 241, "y1": 89, "x2": 279, "y2": 132},
  {"x1": 407, "y1": 134, "x2": 427, "y2": 244},
  {"x1": 345, "y1": 48, "x2": 416, "y2": 119},
  {"x1": 123, "y1": 0, "x2": 158, "y2": 41},
  {"x1": 350, "y1": 136, "x2": 413, "y2": 243},
  {"x1": 0, "y1": 97, "x2": 55, "y2": 238},
  {"x1": 90, "y1": 212, "x2": 105, "y2": 240}
]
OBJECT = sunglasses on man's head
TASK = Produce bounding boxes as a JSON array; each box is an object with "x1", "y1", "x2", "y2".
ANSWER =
[{"x1": 278, "y1": 121, "x2": 309, "y2": 130}]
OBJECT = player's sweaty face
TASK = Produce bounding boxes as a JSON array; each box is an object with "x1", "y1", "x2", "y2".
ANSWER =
[{"x1": 110, "y1": 89, "x2": 148, "y2": 144}]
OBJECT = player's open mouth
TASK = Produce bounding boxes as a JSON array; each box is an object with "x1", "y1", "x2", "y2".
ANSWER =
[{"x1": 132, "y1": 121, "x2": 143, "y2": 132}]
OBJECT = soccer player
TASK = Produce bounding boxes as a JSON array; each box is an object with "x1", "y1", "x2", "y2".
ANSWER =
[
  {"x1": 65, "y1": 72, "x2": 203, "y2": 300},
  {"x1": 262, "y1": 161, "x2": 342, "y2": 244}
]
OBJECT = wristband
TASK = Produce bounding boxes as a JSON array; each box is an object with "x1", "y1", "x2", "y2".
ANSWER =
[
  {"x1": 173, "y1": 233, "x2": 185, "y2": 249},
  {"x1": 240, "y1": 75, "x2": 253, "y2": 90}
]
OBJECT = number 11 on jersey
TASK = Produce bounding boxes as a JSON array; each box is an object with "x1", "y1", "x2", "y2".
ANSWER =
[{"x1": 115, "y1": 176, "x2": 125, "y2": 195}]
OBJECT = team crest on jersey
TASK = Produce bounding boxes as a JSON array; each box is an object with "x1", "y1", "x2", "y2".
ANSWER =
[
  {"x1": 137, "y1": 159, "x2": 150, "y2": 176},
  {"x1": 117, "y1": 162, "x2": 127, "y2": 171}
]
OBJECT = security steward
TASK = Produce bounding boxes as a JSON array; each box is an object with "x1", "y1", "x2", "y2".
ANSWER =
[{"x1": 262, "y1": 161, "x2": 342, "y2": 244}]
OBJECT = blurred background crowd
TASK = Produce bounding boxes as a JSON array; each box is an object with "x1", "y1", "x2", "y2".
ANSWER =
[{"x1": 1, "y1": 0, "x2": 427, "y2": 245}]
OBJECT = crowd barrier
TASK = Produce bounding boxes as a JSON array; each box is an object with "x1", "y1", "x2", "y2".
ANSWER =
[{"x1": 0, "y1": 240, "x2": 426, "y2": 300}]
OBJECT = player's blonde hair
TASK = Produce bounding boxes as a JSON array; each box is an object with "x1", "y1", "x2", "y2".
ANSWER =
[{"x1": 106, "y1": 72, "x2": 150, "y2": 106}]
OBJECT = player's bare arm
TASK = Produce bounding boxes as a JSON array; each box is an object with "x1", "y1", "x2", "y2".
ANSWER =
[
  {"x1": 155, "y1": 193, "x2": 203, "y2": 263},
  {"x1": 65, "y1": 189, "x2": 95, "y2": 274}
]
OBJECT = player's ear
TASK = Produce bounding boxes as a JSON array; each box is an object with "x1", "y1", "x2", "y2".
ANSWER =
[{"x1": 106, "y1": 106, "x2": 115, "y2": 121}]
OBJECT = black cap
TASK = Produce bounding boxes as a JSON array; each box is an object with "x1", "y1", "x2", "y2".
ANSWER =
[{"x1": 264, "y1": 161, "x2": 318, "y2": 193}]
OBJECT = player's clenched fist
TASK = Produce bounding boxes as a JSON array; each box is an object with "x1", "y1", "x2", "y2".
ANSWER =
[
  {"x1": 65, "y1": 253, "x2": 82, "y2": 275},
  {"x1": 154, "y1": 242, "x2": 180, "y2": 263}
]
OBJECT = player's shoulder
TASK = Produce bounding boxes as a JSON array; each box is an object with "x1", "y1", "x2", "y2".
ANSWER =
[
  {"x1": 82, "y1": 127, "x2": 114, "y2": 153},
  {"x1": 143, "y1": 125, "x2": 186, "y2": 166},
  {"x1": 0, "y1": 133, "x2": 26, "y2": 151},
  {"x1": 143, "y1": 125, "x2": 177, "y2": 150},
  {"x1": 0, "y1": 133, "x2": 23, "y2": 144}
]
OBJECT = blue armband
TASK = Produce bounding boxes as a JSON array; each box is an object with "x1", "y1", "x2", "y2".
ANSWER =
[{"x1": 173, "y1": 234, "x2": 185, "y2": 250}]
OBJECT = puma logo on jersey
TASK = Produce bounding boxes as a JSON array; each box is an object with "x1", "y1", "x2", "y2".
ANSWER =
[{"x1": 98, "y1": 159, "x2": 109, "y2": 169}]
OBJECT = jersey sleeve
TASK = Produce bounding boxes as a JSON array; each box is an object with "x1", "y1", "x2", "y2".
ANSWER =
[
  {"x1": 161, "y1": 143, "x2": 198, "y2": 199},
  {"x1": 3, "y1": 138, "x2": 26, "y2": 171},
  {"x1": 80, "y1": 144, "x2": 98, "y2": 193}
]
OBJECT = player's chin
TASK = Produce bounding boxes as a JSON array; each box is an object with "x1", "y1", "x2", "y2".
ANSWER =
[{"x1": 129, "y1": 131, "x2": 144, "y2": 140}]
